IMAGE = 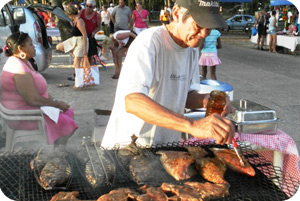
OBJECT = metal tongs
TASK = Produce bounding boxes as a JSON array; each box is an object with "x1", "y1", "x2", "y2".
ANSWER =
[{"x1": 232, "y1": 139, "x2": 245, "y2": 167}]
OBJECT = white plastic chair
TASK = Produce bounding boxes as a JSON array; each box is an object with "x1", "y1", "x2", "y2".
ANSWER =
[{"x1": 0, "y1": 102, "x2": 48, "y2": 151}]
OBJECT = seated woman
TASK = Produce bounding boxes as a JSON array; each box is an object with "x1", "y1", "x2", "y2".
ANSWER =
[
  {"x1": 0, "y1": 32, "x2": 78, "y2": 146},
  {"x1": 110, "y1": 30, "x2": 137, "y2": 79}
]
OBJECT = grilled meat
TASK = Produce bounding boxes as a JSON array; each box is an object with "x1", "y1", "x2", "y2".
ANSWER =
[
  {"x1": 85, "y1": 153, "x2": 115, "y2": 187},
  {"x1": 196, "y1": 157, "x2": 227, "y2": 184},
  {"x1": 39, "y1": 157, "x2": 71, "y2": 189},
  {"x1": 97, "y1": 188, "x2": 139, "y2": 201},
  {"x1": 136, "y1": 185, "x2": 168, "y2": 201},
  {"x1": 156, "y1": 151, "x2": 195, "y2": 181},
  {"x1": 129, "y1": 153, "x2": 167, "y2": 185},
  {"x1": 184, "y1": 182, "x2": 230, "y2": 200},
  {"x1": 212, "y1": 149, "x2": 255, "y2": 176},
  {"x1": 161, "y1": 182, "x2": 203, "y2": 201},
  {"x1": 50, "y1": 191, "x2": 80, "y2": 201},
  {"x1": 117, "y1": 134, "x2": 144, "y2": 167},
  {"x1": 161, "y1": 182, "x2": 230, "y2": 201},
  {"x1": 185, "y1": 147, "x2": 208, "y2": 160}
]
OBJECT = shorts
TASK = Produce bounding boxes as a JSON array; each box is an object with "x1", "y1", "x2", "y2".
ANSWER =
[
  {"x1": 269, "y1": 29, "x2": 277, "y2": 35},
  {"x1": 63, "y1": 36, "x2": 88, "y2": 57},
  {"x1": 134, "y1": 27, "x2": 147, "y2": 35},
  {"x1": 199, "y1": 52, "x2": 221, "y2": 66},
  {"x1": 258, "y1": 25, "x2": 267, "y2": 37}
]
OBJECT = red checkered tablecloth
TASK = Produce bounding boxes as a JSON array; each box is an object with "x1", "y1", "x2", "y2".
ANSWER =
[{"x1": 234, "y1": 129, "x2": 299, "y2": 156}]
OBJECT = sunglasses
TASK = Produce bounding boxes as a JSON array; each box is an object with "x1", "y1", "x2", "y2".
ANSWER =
[{"x1": 86, "y1": 5, "x2": 94, "y2": 8}]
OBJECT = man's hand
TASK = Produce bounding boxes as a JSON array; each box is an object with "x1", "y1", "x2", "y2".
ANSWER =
[{"x1": 189, "y1": 113, "x2": 235, "y2": 145}]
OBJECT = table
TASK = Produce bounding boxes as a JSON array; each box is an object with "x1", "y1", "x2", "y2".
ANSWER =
[{"x1": 250, "y1": 34, "x2": 300, "y2": 52}]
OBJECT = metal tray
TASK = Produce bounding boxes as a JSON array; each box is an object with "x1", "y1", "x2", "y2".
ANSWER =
[{"x1": 226, "y1": 99, "x2": 280, "y2": 134}]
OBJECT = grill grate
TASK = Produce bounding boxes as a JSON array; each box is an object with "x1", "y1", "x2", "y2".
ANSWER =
[{"x1": 0, "y1": 141, "x2": 299, "y2": 201}]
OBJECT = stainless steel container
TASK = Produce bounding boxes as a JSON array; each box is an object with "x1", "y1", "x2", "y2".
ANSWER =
[{"x1": 226, "y1": 99, "x2": 281, "y2": 134}]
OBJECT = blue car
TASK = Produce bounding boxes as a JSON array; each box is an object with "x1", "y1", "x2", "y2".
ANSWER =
[{"x1": 226, "y1": 14, "x2": 256, "y2": 32}]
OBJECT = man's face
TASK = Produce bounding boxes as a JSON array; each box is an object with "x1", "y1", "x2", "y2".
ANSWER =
[
  {"x1": 119, "y1": 0, "x2": 125, "y2": 7},
  {"x1": 86, "y1": 3, "x2": 94, "y2": 12},
  {"x1": 178, "y1": 16, "x2": 212, "y2": 48}
]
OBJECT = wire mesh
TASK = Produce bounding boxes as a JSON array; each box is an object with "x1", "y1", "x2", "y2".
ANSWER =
[{"x1": 0, "y1": 141, "x2": 298, "y2": 201}]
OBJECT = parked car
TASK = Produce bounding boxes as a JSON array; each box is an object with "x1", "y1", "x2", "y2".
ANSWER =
[
  {"x1": 0, "y1": 3, "x2": 69, "y2": 76},
  {"x1": 225, "y1": 14, "x2": 256, "y2": 32}
]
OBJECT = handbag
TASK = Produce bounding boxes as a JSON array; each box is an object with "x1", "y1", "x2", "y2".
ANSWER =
[
  {"x1": 75, "y1": 56, "x2": 100, "y2": 87},
  {"x1": 252, "y1": 27, "x2": 257, "y2": 36},
  {"x1": 87, "y1": 34, "x2": 98, "y2": 57},
  {"x1": 136, "y1": 9, "x2": 148, "y2": 28}
]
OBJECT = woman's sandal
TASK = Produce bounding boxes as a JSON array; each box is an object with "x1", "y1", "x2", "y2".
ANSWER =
[
  {"x1": 111, "y1": 74, "x2": 119, "y2": 79},
  {"x1": 57, "y1": 82, "x2": 70, "y2": 88}
]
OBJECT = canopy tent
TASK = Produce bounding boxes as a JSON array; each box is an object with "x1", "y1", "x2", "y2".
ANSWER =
[
  {"x1": 270, "y1": 0, "x2": 294, "y2": 6},
  {"x1": 219, "y1": 0, "x2": 253, "y2": 2}
]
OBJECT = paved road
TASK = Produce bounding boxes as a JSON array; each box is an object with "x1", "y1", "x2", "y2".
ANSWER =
[
  {"x1": 218, "y1": 36, "x2": 300, "y2": 152},
  {"x1": 39, "y1": 32, "x2": 300, "y2": 153}
]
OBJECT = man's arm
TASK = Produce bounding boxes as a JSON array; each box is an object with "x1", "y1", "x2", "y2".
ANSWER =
[
  {"x1": 92, "y1": 12, "x2": 101, "y2": 37},
  {"x1": 125, "y1": 93, "x2": 234, "y2": 145}
]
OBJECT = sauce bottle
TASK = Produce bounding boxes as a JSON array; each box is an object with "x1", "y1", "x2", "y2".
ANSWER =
[{"x1": 205, "y1": 90, "x2": 227, "y2": 117}]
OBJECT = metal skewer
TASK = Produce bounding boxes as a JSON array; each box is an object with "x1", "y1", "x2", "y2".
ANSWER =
[{"x1": 232, "y1": 139, "x2": 245, "y2": 167}]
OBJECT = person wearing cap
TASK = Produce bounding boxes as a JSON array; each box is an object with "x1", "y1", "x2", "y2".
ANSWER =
[
  {"x1": 80, "y1": 0, "x2": 101, "y2": 37},
  {"x1": 79, "y1": 0, "x2": 101, "y2": 60},
  {"x1": 111, "y1": 0, "x2": 132, "y2": 32},
  {"x1": 100, "y1": 0, "x2": 235, "y2": 148}
]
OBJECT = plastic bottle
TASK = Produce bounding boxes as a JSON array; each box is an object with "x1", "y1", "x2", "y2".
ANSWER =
[{"x1": 205, "y1": 90, "x2": 227, "y2": 117}]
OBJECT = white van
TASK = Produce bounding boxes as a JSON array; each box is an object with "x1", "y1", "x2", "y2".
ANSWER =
[{"x1": 0, "y1": 3, "x2": 70, "y2": 76}]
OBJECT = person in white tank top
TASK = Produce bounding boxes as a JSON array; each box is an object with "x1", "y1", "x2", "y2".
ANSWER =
[{"x1": 100, "y1": 5, "x2": 110, "y2": 37}]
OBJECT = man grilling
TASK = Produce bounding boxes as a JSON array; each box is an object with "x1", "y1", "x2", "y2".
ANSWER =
[{"x1": 101, "y1": 0, "x2": 235, "y2": 147}]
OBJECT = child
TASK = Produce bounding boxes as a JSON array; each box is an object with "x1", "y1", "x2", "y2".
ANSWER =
[{"x1": 199, "y1": 29, "x2": 222, "y2": 80}]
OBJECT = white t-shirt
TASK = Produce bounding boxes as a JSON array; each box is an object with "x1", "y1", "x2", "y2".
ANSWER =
[
  {"x1": 113, "y1": 30, "x2": 130, "y2": 48},
  {"x1": 101, "y1": 26, "x2": 200, "y2": 147}
]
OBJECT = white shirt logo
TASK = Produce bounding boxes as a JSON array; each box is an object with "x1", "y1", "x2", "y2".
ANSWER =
[{"x1": 198, "y1": 0, "x2": 219, "y2": 7}]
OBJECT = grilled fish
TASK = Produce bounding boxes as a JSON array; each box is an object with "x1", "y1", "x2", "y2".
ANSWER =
[
  {"x1": 97, "y1": 188, "x2": 139, "y2": 201},
  {"x1": 161, "y1": 182, "x2": 203, "y2": 201},
  {"x1": 50, "y1": 191, "x2": 80, "y2": 201},
  {"x1": 156, "y1": 151, "x2": 195, "y2": 181},
  {"x1": 39, "y1": 157, "x2": 71, "y2": 189},
  {"x1": 196, "y1": 157, "x2": 227, "y2": 184},
  {"x1": 137, "y1": 185, "x2": 168, "y2": 201},
  {"x1": 184, "y1": 181, "x2": 230, "y2": 200},
  {"x1": 117, "y1": 134, "x2": 144, "y2": 167},
  {"x1": 85, "y1": 153, "x2": 115, "y2": 187},
  {"x1": 185, "y1": 146, "x2": 208, "y2": 160},
  {"x1": 161, "y1": 182, "x2": 230, "y2": 201},
  {"x1": 212, "y1": 149, "x2": 255, "y2": 177},
  {"x1": 129, "y1": 153, "x2": 167, "y2": 185}
]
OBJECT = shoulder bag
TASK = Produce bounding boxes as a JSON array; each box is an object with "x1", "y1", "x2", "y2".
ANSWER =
[{"x1": 136, "y1": 9, "x2": 148, "y2": 28}]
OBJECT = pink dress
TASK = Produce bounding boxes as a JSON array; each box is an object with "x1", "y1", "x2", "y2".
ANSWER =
[{"x1": 0, "y1": 56, "x2": 78, "y2": 144}]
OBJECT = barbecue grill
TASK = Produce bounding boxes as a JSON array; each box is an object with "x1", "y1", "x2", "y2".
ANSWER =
[{"x1": 0, "y1": 140, "x2": 299, "y2": 201}]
